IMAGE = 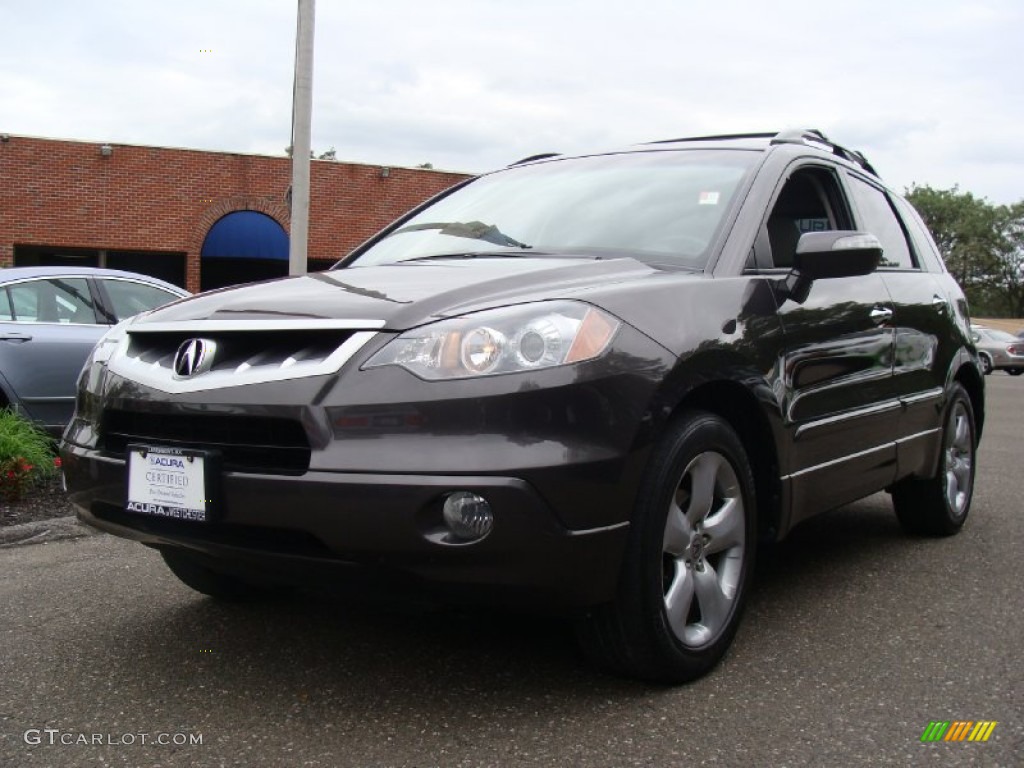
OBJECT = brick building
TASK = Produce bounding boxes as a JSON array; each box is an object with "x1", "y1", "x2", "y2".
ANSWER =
[{"x1": 0, "y1": 134, "x2": 471, "y2": 292}]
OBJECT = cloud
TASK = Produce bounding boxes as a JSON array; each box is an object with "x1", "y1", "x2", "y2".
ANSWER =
[{"x1": 2, "y1": 0, "x2": 1022, "y2": 202}]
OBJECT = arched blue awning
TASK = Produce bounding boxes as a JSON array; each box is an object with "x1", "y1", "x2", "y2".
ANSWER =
[{"x1": 201, "y1": 211, "x2": 288, "y2": 261}]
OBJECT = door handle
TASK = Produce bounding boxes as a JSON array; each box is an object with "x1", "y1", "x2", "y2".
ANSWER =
[
  {"x1": 870, "y1": 307, "x2": 893, "y2": 324},
  {"x1": 0, "y1": 333, "x2": 32, "y2": 343},
  {"x1": 932, "y1": 294, "x2": 949, "y2": 313}
]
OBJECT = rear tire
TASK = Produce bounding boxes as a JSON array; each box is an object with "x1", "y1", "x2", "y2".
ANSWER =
[
  {"x1": 161, "y1": 549, "x2": 274, "y2": 601},
  {"x1": 891, "y1": 383, "x2": 976, "y2": 536},
  {"x1": 1007, "y1": 368, "x2": 1023, "y2": 376},
  {"x1": 575, "y1": 411, "x2": 756, "y2": 683}
]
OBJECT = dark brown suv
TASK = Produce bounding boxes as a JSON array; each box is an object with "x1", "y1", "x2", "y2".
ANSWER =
[{"x1": 61, "y1": 129, "x2": 984, "y2": 683}]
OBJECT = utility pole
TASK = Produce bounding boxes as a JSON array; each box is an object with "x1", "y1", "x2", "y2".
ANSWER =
[{"x1": 289, "y1": 0, "x2": 315, "y2": 276}]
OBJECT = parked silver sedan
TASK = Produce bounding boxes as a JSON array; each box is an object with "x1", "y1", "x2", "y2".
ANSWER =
[
  {"x1": 971, "y1": 325, "x2": 1024, "y2": 376},
  {"x1": 0, "y1": 267, "x2": 188, "y2": 434}
]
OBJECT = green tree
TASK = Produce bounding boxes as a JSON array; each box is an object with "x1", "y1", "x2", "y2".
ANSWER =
[
  {"x1": 905, "y1": 186, "x2": 1000, "y2": 287},
  {"x1": 904, "y1": 185, "x2": 1018, "y2": 315},
  {"x1": 991, "y1": 202, "x2": 1024, "y2": 317}
]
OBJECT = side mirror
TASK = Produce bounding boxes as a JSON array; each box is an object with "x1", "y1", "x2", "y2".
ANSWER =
[
  {"x1": 779, "y1": 231, "x2": 883, "y2": 304},
  {"x1": 794, "y1": 231, "x2": 883, "y2": 279}
]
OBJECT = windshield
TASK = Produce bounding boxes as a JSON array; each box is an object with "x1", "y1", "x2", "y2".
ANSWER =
[{"x1": 346, "y1": 149, "x2": 756, "y2": 270}]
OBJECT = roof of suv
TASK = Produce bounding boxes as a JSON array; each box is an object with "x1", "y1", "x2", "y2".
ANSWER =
[
  {"x1": 648, "y1": 129, "x2": 878, "y2": 176},
  {"x1": 511, "y1": 128, "x2": 879, "y2": 179}
]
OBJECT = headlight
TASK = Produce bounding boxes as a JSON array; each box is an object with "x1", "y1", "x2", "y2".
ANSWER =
[
  {"x1": 91, "y1": 320, "x2": 131, "y2": 364},
  {"x1": 364, "y1": 301, "x2": 620, "y2": 380},
  {"x1": 79, "y1": 319, "x2": 132, "y2": 394}
]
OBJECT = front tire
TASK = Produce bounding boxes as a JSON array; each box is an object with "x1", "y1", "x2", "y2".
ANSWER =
[
  {"x1": 891, "y1": 383, "x2": 976, "y2": 536},
  {"x1": 980, "y1": 355, "x2": 993, "y2": 375},
  {"x1": 576, "y1": 411, "x2": 756, "y2": 683},
  {"x1": 161, "y1": 549, "x2": 274, "y2": 601}
]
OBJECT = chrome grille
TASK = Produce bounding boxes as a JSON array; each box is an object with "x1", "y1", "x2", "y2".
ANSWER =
[
  {"x1": 108, "y1": 321, "x2": 382, "y2": 394},
  {"x1": 126, "y1": 329, "x2": 355, "y2": 375}
]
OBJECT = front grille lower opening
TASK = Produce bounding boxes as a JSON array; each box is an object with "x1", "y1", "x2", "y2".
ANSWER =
[{"x1": 100, "y1": 410, "x2": 312, "y2": 475}]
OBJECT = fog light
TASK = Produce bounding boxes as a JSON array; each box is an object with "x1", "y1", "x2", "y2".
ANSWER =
[{"x1": 442, "y1": 492, "x2": 493, "y2": 541}]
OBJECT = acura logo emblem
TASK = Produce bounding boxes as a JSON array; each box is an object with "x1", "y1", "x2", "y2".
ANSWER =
[{"x1": 173, "y1": 338, "x2": 217, "y2": 378}]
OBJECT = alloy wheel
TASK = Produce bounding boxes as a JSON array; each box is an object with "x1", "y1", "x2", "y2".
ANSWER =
[
  {"x1": 661, "y1": 451, "x2": 746, "y2": 648},
  {"x1": 944, "y1": 401, "x2": 973, "y2": 518}
]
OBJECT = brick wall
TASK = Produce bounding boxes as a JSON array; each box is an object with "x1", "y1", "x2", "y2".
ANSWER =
[{"x1": 0, "y1": 135, "x2": 471, "y2": 291}]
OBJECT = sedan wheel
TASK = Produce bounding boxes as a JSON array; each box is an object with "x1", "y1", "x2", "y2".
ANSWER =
[
  {"x1": 980, "y1": 355, "x2": 992, "y2": 375},
  {"x1": 576, "y1": 411, "x2": 756, "y2": 683}
]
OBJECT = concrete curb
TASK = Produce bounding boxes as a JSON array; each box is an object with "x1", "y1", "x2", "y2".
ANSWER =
[{"x1": 0, "y1": 516, "x2": 103, "y2": 548}]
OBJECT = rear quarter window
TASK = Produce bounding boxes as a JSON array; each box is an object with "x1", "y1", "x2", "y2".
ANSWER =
[{"x1": 102, "y1": 280, "x2": 181, "y2": 321}]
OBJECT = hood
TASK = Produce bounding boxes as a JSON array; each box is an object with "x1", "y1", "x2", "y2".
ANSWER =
[{"x1": 143, "y1": 256, "x2": 657, "y2": 330}]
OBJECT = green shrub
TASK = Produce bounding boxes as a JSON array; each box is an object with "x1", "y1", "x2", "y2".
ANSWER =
[{"x1": 0, "y1": 408, "x2": 58, "y2": 502}]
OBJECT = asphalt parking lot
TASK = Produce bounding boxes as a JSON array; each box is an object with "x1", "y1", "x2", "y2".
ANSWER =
[{"x1": 1, "y1": 376, "x2": 1021, "y2": 767}]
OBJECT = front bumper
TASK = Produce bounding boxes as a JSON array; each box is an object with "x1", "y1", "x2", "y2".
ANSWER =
[
  {"x1": 62, "y1": 317, "x2": 677, "y2": 606},
  {"x1": 62, "y1": 444, "x2": 630, "y2": 606}
]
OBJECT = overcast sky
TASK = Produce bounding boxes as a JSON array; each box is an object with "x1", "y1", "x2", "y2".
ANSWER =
[{"x1": 1, "y1": 1, "x2": 1021, "y2": 203}]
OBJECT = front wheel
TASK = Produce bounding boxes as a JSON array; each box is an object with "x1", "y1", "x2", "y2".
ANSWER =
[
  {"x1": 161, "y1": 549, "x2": 277, "y2": 601},
  {"x1": 891, "y1": 383, "x2": 976, "y2": 536},
  {"x1": 980, "y1": 355, "x2": 993, "y2": 375},
  {"x1": 576, "y1": 411, "x2": 756, "y2": 683}
]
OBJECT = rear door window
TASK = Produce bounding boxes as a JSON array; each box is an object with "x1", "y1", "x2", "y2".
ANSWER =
[
  {"x1": 847, "y1": 176, "x2": 916, "y2": 270},
  {"x1": 892, "y1": 196, "x2": 945, "y2": 273}
]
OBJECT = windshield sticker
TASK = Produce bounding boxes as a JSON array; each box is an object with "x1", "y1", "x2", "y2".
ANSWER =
[{"x1": 698, "y1": 191, "x2": 720, "y2": 205}]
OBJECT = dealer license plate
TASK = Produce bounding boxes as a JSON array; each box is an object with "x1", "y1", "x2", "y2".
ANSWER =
[{"x1": 126, "y1": 445, "x2": 214, "y2": 523}]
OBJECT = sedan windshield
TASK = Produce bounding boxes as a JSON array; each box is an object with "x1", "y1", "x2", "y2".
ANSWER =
[{"x1": 346, "y1": 149, "x2": 756, "y2": 270}]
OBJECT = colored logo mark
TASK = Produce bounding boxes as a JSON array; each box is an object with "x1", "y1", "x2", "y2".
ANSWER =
[{"x1": 920, "y1": 721, "x2": 997, "y2": 742}]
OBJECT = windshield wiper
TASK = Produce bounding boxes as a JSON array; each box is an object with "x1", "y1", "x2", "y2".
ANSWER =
[
  {"x1": 391, "y1": 220, "x2": 532, "y2": 249},
  {"x1": 398, "y1": 251, "x2": 539, "y2": 263}
]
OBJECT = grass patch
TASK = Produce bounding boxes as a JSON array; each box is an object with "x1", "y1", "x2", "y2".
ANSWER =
[{"x1": 0, "y1": 408, "x2": 59, "y2": 502}]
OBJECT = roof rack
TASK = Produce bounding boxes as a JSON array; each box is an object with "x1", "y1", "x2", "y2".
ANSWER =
[
  {"x1": 646, "y1": 129, "x2": 878, "y2": 177},
  {"x1": 647, "y1": 132, "x2": 776, "y2": 145},
  {"x1": 770, "y1": 128, "x2": 878, "y2": 177},
  {"x1": 508, "y1": 152, "x2": 561, "y2": 166}
]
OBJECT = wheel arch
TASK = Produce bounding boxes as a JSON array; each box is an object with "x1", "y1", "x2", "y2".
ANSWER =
[
  {"x1": 661, "y1": 378, "x2": 783, "y2": 544},
  {"x1": 953, "y1": 360, "x2": 985, "y2": 443}
]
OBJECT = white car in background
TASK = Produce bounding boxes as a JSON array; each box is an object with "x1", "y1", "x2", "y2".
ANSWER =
[{"x1": 970, "y1": 325, "x2": 1024, "y2": 376}]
